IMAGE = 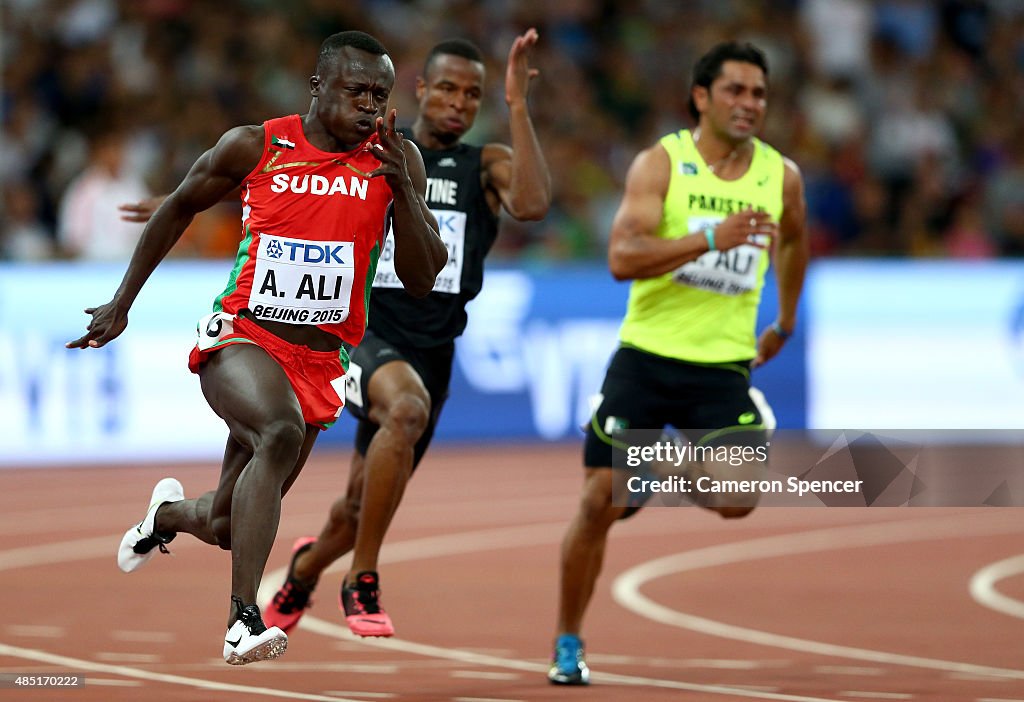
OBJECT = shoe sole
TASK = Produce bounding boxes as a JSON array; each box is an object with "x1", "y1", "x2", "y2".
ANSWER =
[
  {"x1": 341, "y1": 606, "x2": 394, "y2": 637},
  {"x1": 224, "y1": 632, "x2": 288, "y2": 666},
  {"x1": 338, "y1": 585, "x2": 394, "y2": 637}
]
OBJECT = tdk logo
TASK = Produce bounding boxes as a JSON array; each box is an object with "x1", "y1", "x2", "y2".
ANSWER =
[
  {"x1": 436, "y1": 213, "x2": 460, "y2": 234},
  {"x1": 438, "y1": 157, "x2": 456, "y2": 167},
  {"x1": 263, "y1": 237, "x2": 347, "y2": 264}
]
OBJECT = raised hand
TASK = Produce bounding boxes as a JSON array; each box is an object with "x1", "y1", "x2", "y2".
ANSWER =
[
  {"x1": 505, "y1": 27, "x2": 540, "y2": 106},
  {"x1": 365, "y1": 109, "x2": 409, "y2": 186}
]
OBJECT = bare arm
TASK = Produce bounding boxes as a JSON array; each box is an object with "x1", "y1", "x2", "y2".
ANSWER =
[
  {"x1": 754, "y1": 158, "x2": 809, "y2": 367},
  {"x1": 607, "y1": 145, "x2": 773, "y2": 281},
  {"x1": 482, "y1": 28, "x2": 551, "y2": 221},
  {"x1": 66, "y1": 126, "x2": 262, "y2": 348},
  {"x1": 369, "y1": 110, "x2": 445, "y2": 297}
]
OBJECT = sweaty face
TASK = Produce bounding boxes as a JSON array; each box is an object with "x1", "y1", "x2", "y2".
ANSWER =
[
  {"x1": 416, "y1": 54, "x2": 484, "y2": 145},
  {"x1": 313, "y1": 46, "x2": 395, "y2": 148},
  {"x1": 696, "y1": 60, "x2": 767, "y2": 143}
]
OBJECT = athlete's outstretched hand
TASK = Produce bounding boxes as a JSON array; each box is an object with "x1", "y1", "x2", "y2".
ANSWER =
[
  {"x1": 505, "y1": 27, "x2": 540, "y2": 106},
  {"x1": 365, "y1": 109, "x2": 409, "y2": 186},
  {"x1": 752, "y1": 323, "x2": 788, "y2": 368},
  {"x1": 118, "y1": 195, "x2": 167, "y2": 223},
  {"x1": 66, "y1": 302, "x2": 128, "y2": 349}
]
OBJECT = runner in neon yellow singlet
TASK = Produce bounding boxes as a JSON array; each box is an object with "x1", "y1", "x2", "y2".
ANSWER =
[{"x1": 548, "y1": 41, "x2": 809, "y2": 686}]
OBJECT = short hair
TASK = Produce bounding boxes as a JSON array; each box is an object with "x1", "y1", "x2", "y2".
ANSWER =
[
  {"x1": 423, "y1": 39, "x2": 484, "y2": 76},
  {"x1": 687, "y1": 41, "x2": 769, "y2": 122},
  {"x1": 316, "y1": 31, "x2": 389, "y2": 76}
]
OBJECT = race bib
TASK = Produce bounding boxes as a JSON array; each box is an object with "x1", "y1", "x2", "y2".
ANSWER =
[
  {"x1": 373, "y1": 209, "x2": 466, "y2": 294},
  {"x1": 671, "y1": 216, "x2": 766, "y2": 296},
  {"x1": 195, "y1": 311, "x2": 237, "y2": 351},
  {"x1": 248, "y1": 234, "x2": 355, "y2": 325},
  {"x1": 342, "y1": 361, "x2": 364, "y2": 409}
]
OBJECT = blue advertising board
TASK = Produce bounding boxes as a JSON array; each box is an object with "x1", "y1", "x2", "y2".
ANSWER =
[{"x1": 0, "y1": 259, "x2": 802, "y2": 465}]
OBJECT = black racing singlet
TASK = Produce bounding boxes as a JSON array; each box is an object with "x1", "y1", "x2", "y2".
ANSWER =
[{"x1": 367, "y1": 134, "x2": 500, "y2": 347}]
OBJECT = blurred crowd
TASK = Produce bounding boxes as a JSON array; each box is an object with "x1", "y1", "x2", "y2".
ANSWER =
[{"x1": 3, "y1": 0, "x2": 1024, "y2": 262}]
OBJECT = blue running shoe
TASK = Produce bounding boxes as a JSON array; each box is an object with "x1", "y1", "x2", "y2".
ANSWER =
[{"x1": 548, "y1": 633, "x2": 590, "y2": 685}]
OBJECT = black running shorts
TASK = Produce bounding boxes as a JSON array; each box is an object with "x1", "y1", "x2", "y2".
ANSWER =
[
  {"x1": 584, "y1": 345, "x2": 770, "y2": 469},
  {"x1": 343, "y1": 330, "x2": 454, "y2": 470}
]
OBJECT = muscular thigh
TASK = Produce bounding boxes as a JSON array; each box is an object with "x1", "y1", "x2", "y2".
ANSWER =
[{"x1": 198, "y1": 343, "x2": 304, "y2": 449}]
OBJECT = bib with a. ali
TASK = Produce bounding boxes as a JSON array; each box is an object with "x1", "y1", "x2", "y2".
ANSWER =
[{"x1": 249, "y1": 233, "x2": 356, "y2": 325}]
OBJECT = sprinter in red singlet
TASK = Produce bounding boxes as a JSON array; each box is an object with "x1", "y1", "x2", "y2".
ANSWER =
[{"x1": 66, "y1": 31, "x2": 446, "y2": 666}]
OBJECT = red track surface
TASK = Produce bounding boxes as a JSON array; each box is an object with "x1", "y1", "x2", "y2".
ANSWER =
[{"x1": 2, "y1": 444, "x2": 1023, "y2": 701}]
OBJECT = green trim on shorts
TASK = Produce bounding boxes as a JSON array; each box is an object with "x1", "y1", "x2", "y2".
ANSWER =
[
  {"x1": 696, "y1": 423, "x2": 767, "y2": 446},
  {"x1": 590, "y1": 410, "x2": 631, "y2": 451},
  {"x1": 213, "y1": 225, "x2": 254, "y2": 313},
  {"x1": 208, "y1": 337, "x2": 258, "y2": 350},
  {"x1": 617, "y1": 342, "x2": 751, "y2": 381},
  {"x1": 338, "y1": 345, "x2": 350, "y2": 373}
]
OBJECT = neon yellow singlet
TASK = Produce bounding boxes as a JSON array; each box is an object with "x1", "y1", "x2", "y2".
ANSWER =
[{"x1": 618, "y1": 129, "x2": 785, "y2": 363}]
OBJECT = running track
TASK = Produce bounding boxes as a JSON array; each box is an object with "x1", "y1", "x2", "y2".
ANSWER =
[{"x1": 2, "y1": 444, "x2": 1023, "y2": 701}]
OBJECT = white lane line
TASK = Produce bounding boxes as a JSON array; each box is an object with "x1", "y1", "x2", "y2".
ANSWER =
[
  {"x1": 85, "y1": 677, "x2": 144, "y2": 686},
  {"x1": 950, "y1": 672, "x2": 1023, "y2": 682},
  {"x1": 0, "y1": 642, "x2": 364, "y2": 702},
  {"x1": 4, "y1": 625, "x2": 64, "y2": 638},
  {"x1": 814, "y1": 666, "x2": 885, "y2": 677},
  {"x1": 321, "y1": 692, "x2": 395, "y2": 699},
  {"x1": 0, "y1": 535, "x2": 144, "y2": 570},
  {"x1": 452, "y1": 697, "x2": 524, "y2": 702},
  {"x1": 298, "y1": 615, "x2": 848, "y2": 702},
  {"x1": 728, "y1": 687, "x2": 783, "y2": 693},
  {"x1": 839, "y1": 693, "x2": 913, "y2": 700},
  {"x1": 93, "y1": 652, "x2": 162, "y2": 663},
  {"x1": 612, "y1": 513, "x2": 1024, "y2": 681},
  {"x1": 243, "y1": 662, "x2": 398, "y2": 674},
  {"x1": 583, "y1": 653, "x2": 789, "y2": 669},
  {"x1": 110, "y1": 630, "x2": 176, "y2": 643},
  {"x1": 666, "y1": 659, "x2": 782, "y2": 670},
  {"x1": 450, "y1": 670, "x2": 520, "y2": 680},
  {"x1": 969, "y1": 554, "x2": 1024, "y2": 619}
]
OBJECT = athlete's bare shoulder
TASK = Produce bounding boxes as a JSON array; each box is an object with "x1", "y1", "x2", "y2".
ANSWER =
[
  {"x1": 782, "y1": 155, "x2": 802, "y2": 179},
  {"x1": 209, "y1": 125, "x2": 266, "y2": 181}
]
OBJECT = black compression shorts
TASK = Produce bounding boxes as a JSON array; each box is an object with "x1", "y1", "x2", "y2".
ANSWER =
[
  {"x1": 584, "y1": 345, "x2": 770, "y2": 470},
  {"x1": 343, "y1": 330, "x2": 454, "y2": 470}
]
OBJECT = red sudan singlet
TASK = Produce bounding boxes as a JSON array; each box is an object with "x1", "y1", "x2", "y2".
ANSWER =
[{"x1": 212, "y1": 114, "x2": 393, "y2": 346}]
